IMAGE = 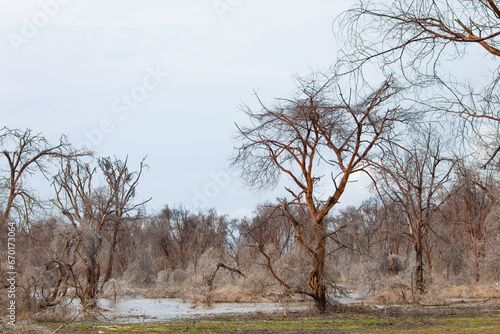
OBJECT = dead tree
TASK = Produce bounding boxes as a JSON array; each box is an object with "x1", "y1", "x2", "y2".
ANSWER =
[
  {"x1": 372, "y1": 126, "x2": 455, "y2": 294},
  {"x1": 447, "y1": 164, "x2": 498, "y2": 282},
  {"x1": 0, "y1": 127, "x2": 86, "y2": 232},
  {"x1": 98, "y1": 157, "x2": 149, "y2": 288},
  {"x1": 52, "y1": 156, "x2": 148, "y2": 312},
  {"x1": 337, "y1": 0, "x2": 500, "y2": 167},
  {"x1": 232, "y1": 72, "x2": 405, "y2": 313}
]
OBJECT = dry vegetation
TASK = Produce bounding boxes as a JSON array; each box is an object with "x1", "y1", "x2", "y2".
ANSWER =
[
  {"x1": 2, "y1": 0, "x2": 500, "y2": 327},
  {"x1": 2, "y1": 192, "x2": 500, "y2": 325}
]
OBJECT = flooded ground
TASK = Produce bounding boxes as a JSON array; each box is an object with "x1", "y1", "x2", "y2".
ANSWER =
[
  {"x1": 98, "y1": 298, "x2": 309, "y2": 323},
  {"x1": 96, "y1": 289, "x2": 362, "y2": 323}
]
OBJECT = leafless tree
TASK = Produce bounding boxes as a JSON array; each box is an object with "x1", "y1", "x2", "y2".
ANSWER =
[
  {"x1": 242, "y1": 204, "x2": 294, "y2": 259},
  {"x1": 16, "y1": 218, "x2": 76, "y2": 312},
  {"x1": 143, "y1": 206, "x2": 231, "y2": 277},
  {"x1": 97, "y1": 157, "x2": 149, "y2": 288},
  {"x1": 337, "y1": 0, "x2": 500, "y2": 167},
  {"x1": 232, "y1": 72, "x2": 405, "y2": 313},
  {"x1": 332, "y1": 198, "x2": 408, "y2": 282},
  {"x1": 226, "y1": 219, "x2": 245, "y2": 268},
  {"x1": 445, "y1": 163, "x2": 498, "y2": 282},
  {"x1": 37, "y1": 224, "x2": 79, "y2": 309},
  {"x1": 372, "y1": 126, "x2": 455, "y2": 294},
  {"x1": 51, "y1": 156, "x2": 148, "y2": 312},
  {"x1": 0, "y1": 127, "x2": 85, "y2": 232}
]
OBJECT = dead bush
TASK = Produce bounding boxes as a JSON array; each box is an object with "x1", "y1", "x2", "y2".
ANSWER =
[
  {"x1": 211, "y1": 286, "x2": 246, "y2": 302},
  {"x1": 123, "y1": 255, "x2": 156, "y2": 288},
  {"x1": 30, "y1": 301, "x2": 75, "y2": 323},
  {"x1": 169, "y1": 268, "x2": 189, "y2": 286},
  {"x1": 196, "y1": 248, "x2": 224, "y2": 276},
  {"x1": 157, "y1": 270, "x2": 170, "y2": 284},
  {"x1": 99, "y1": 278, "x2": 141, "y2": 299},
  {"x1": 366, "y1": 275, "x2": 413, "y2": 305},
  {"x1": 144, "y1": 285, "x2": 177, "y2": 299},
  {"x1": 419, "y1": 284, "x2": 449, "y2": 306}
]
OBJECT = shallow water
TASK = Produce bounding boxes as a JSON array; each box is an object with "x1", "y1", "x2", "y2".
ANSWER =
[
  {"x1": 98, "y1": 298, "x2": 309, "y2": 323},
  {"x1": 95, "y1": 288, "x2": 363, "y2": 324}
]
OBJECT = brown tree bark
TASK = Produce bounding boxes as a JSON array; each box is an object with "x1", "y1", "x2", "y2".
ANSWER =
[
  {"x1": 232, "y1": 73, "x2": 402, "y2": 313},
  {"x1": 311, "y1": 229, "x2": 327, "y2": 313},
  {"x1": 414, "y1": 234, "x2": 424, "y2": 294}
]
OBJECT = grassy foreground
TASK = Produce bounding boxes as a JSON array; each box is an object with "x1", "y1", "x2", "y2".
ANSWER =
[{"x1": 11, "y1": 308, "x2": 500, "y2": 334}]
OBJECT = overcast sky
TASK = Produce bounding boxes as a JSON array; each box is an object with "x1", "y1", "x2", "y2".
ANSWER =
[{"x1": 1, "y1": 0, "x2": 375, "y2": 218}]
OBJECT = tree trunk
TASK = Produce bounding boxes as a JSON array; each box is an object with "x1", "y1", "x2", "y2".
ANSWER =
[
  {"x1": 80, "y1": 237, "x2": 101, "y2": 314},
  {"x1": 310, "y1": 227, "x2": 327, "y2": 314},
  {"x1": 102, "y1": 222, "x2": 119, "y2": 288},
  {"x1": 414, "y1": 237, "x2": 424, "y2": 294},
  {"x1": 312, "y1": 280, "x2": 327, "y2": 314},
  {"x1": 0, "y1": 191, "x2": 14, "y2": 232},
  {"x1": 473, "y1": 245, "x2": 481, "y2": 283},
  {"x1": 79, "y1": 263, "x2": 100, "y2": 316}
]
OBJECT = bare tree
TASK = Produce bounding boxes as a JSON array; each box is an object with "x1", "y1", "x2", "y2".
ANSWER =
[
  {"x1": 332, "y1": 198, "x2": 391, "y2": 259},
  {"x1": 141, "y1": 206, "x2": 231, "y2": 277},
  {"x1": 446, "y1": 163, "x2": 498, "y2": 282},
  {"x1": 372, "y1": 126, "x2": 455, "y2": 294},
  {"x1": 226, "y1": 219, "x2": 245, "y2": 268},
  {"x1": 98, "y1": 157, "x2": 149, "y2": 288},
  {"x1": 242, "y1": 204, "x2": 294, "y2": 259},
  {"x1": 38, "y1": 224, "x2": 79, "y2": 309},
  {"x1": 0, "y1": 127, "x2": 84, "y2": 232},
  {"x1": 232, "y1": 72, "x2": 404, "y2": 313},
  {"x1": 337, "y1": 0, "x2": 500, "y2": 166},
  {"x1": 51, "y1": 156, "x2": 148, "y2": 312},
  {"x1": 17, "y1": 218, "x2": 76, "y2": 311}
]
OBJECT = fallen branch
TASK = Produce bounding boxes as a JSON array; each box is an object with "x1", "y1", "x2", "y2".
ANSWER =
[{"x1": 207, "y1": 263, "x2": 246, "y2": 291}]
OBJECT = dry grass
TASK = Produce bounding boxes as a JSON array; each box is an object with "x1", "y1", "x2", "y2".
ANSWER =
[
  {"x1": 367, "y1": 286, "x2": 411, "y2": 305},
  {"x1": 361, "y1": 274, "x2": 413, "y2": 305},
  {"x1": 441, "y1": 283, "x2": 500, "y2": 300},
  {"x1": 143, "y1": 284, "x2": 179, "y2": 299},
  {"x1": 365, "y1": 276, "x2": 500, "y2": 306},
  {"x1": 211, "y1": 285, "x2": 285, "y2": 303},
  {"x1": 100, "y1": 279, "x2": 147, "y2": 299},
  {"x1": 29, "y1": 303, "x2": 75, "y2": 323},
  {"x1": 210, "y1": 286, "x2": 249, "y2": 303},
  {"x1": 178, "y1": 285, "x2": 274, "y2": 305}
]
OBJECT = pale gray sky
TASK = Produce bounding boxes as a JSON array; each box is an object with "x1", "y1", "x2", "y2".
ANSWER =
[{"x1": 1, "y1": 0, "x2": 374, "y2": 218}]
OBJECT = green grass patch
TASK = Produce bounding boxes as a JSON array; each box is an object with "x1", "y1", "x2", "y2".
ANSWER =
[{"x1": 11, "y1": 312, "x2": 500, "y2": 333}]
